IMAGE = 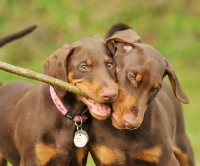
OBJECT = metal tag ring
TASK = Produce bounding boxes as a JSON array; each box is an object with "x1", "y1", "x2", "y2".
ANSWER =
[{"x1": 74, "y1": 116, "x2": 83, "y2": 128}]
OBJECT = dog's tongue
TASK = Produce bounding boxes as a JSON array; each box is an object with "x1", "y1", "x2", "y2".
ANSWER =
[{"x1": 80, "y1": 97, "x2": 111, "y2": 120}]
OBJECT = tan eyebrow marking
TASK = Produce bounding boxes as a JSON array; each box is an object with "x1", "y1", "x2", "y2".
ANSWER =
[
  {"x1": 154, "y1": 83, "x2": 159, "y2": 89},
  {"x1": 87, "y1": 59, "x2": 92, "y2": 66},
  {"x1": 136, "y1": 74, "x2": 142, "y2": 82},
  {"x1": 104, "y1": 56, "x2": 109, "y2": 63},
  {"x1": 116, "y1": 67, "x2": 120, "y2": 73}
]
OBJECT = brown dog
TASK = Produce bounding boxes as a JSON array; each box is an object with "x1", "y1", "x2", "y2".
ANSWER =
[
  {"x1": 0, "y1": 37, "x2": 118, "y2": 166},
  {"x1": 88, "y1": 28, "x2": 195, "y2": 165}
]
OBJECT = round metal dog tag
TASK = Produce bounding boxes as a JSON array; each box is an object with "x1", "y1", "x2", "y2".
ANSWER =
[{"x1": 74, "y1": 130, "x2": 89, "y2": 148}]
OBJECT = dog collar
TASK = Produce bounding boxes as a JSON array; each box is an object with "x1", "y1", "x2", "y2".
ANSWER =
[{"x1": 50, "y1": 86, "x2": 88, "y2": 122}]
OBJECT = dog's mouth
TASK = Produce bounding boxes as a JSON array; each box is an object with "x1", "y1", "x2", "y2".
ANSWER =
[
  {"x1": 111, "y1": 112, "x2": 126, "y2": 129},
  {"x1": 80, "y1": 97, "x2": 111, "y2": 120},
  {"x1": 111, "y1": 110, "x2": 142, "y2": 130}
]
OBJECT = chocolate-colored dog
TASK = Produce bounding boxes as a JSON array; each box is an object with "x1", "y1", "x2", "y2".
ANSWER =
[
  {"x1": 0, "y1": 38, "x2": 118, "y2": 166},
  {"x1": 88, "y1": 26, "x2": 195, "y2": 165}
]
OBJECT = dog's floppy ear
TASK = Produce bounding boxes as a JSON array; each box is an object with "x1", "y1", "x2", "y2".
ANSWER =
[
  {"x1": 43, "y1": 44, "x2": 73, "y2": 98},
  {"x1": 164, "y1": 59, "x2": 189, "y2": 104},
  {"x1": 106, "y1": 29, "x2": 142, "y2": 56},
  {"x1": 105, "y1": 39, "x2": 116, "y2": 56}
]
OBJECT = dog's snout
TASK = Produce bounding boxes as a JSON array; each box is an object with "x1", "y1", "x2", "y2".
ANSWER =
[
  {"x1": 124, "y1": 113, "x2": 140, "y2": 129},
  {"x1": 100, "y1": 88, "x2": 117, "y2": 102}
]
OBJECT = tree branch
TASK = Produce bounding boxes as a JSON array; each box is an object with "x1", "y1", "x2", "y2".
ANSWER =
[{"x1": 0, "y1": 61, "x2": 86, "y2": 96}]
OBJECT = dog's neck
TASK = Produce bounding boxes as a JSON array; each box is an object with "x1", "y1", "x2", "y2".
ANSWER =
[{"x1": 50, "y1": 86, "x2": 88, "y2": 122}]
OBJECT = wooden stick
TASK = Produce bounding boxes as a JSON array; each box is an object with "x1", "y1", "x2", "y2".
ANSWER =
[{"x1": 0, "y1": 61, "x2": 86, "y2": 96}]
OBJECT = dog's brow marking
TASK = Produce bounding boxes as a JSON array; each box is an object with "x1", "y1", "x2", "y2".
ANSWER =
[
  {"x1": 136, "y1": 74, "x2": 142, "y2": 82},
  {"x1": 116, "y1": 67, "x2": 119, "y2": 73},
  {"x1": 130, "y1": 146, "x2": 162, "y2": 163},
  {"x1": 91, "y1": 145, "x2": 125, "y2": 165},
  {"x1": 35, "y1": 142, "x2": 57, "y2": 165},
  {"x1": 104, "y1": 56, "x2": 109, "y2": 63},
  {"x1": 173, "y1": 147, "x2": 190, "y2": 166},
  {"x1": 87, "y1": 59, "x2": 92, "y2": 66},
  {"x1": 154, "y1": 83, "x2": 159, "y2": 89},
  {"x1": 76, "y1": 146, "x2": 88, "y2": 165}
]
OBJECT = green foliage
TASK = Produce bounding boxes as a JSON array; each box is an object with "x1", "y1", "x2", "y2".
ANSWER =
[{"x1": 1, "y1": 0, "x2": 200, "y2": 165}]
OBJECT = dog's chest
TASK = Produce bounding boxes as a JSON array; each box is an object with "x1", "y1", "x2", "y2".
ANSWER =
[
  {"x1": 34, "y1": 127, "x2": 79, "y2": 165},
  {"x1": 89, "y1": 125, "x2": 163, "y2": 166},
  {"x1": 91, "y1": 144, "x2": 162, "y2": 166}
]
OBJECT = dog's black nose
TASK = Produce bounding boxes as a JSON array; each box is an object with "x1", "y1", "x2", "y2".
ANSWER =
[{"x1": 100, "y1": 88, "x2": 117, "y2": 102}]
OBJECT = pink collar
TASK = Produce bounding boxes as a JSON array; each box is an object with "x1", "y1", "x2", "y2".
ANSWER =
[{"x1": 50, "y1": 86, "x2": 88, "y2": 122}]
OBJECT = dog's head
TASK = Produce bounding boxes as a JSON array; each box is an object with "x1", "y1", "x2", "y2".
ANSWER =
[
  {"x1": 43, "y1": 38, "x2": 118, "y2": 120},
  {"x1": 106, "y1": 29, "x2": 189, "y2": 129}
]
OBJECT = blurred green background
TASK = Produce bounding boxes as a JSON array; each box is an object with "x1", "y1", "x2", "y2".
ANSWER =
[{"x1": 0, "y1": 0, "x2": 199, "y2": 165}]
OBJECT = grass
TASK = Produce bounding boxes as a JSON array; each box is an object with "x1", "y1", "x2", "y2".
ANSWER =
[{"x1": 1, "y1": 0, "x2": 200, "y2": 165}]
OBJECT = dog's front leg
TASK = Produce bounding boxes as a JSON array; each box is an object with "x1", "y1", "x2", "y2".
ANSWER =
[{"x1": 167, "y1": 154, "x2": 180, "y2": 166}]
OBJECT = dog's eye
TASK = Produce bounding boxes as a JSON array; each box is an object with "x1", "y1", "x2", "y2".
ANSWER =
[
  {"x1": 107, "y1": 61, "x2": 114, "y2": 69},
  {"x1": 80, "y1": 64, "x2": 88, "y2": 71},
  {"x1": 128, "y1": 72, "x2": 138, "y2": 88},
  {"x1": 152, "y1": 87, "x2": 160, "y2": 93},
  {"x1": 128, "y1": 73, "x2": 135, "y2": 80}
]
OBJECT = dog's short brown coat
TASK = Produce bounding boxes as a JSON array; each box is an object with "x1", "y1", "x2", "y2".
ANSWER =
[
  {"x1": 0, "y1": 37, "x2": 118, "y2": 166},
  {"x1": 88, "y1": 27, "x2": 195, "y2": 166}
]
